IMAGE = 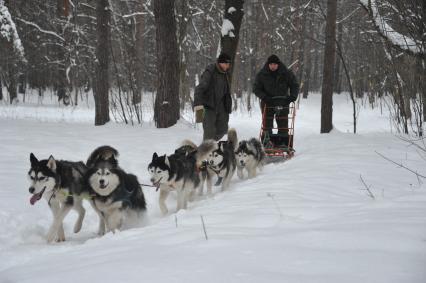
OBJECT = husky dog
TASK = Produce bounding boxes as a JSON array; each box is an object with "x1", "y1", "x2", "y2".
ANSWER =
[
  {"x1": 205, "y1": 128, "x2": 238, "y2": 192},
  {"x1": 28, "y1": 153, "x2": 88, "y2": 243},
  {"x1": 148, "y1": 140, "x2": 216, "y2": 215},
  {"x1": 235, "y1": 138, "x2": 265, "y2": 179},
  {"x1": 85, "y1": 146, "x2": 146, "y2": 234}
]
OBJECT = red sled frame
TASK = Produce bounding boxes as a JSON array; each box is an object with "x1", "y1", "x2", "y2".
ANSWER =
[{"x1": 259, "y1": 102, "x2": 296, "y2": 161}]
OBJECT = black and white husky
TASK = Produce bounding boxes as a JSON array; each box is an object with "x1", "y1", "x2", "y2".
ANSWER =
[
  {"x1": 148, "y1": 140, "x2": 216, "y2": 215},
  {"x1": 28, "y1": 153, "x2": 88, "y2": 243},
  {"x1": 235, "y1": 138, "x2": 265, "y2": 179},
  {"x1": 85, "y1": 146, "x2": 146, "y2": 234},
  {"x1": 205, "y1": 128, "x2": 238, "y2": 192}
]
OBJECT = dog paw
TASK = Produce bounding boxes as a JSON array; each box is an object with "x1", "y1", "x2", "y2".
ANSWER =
[
  {"x1": 98, "y1": 229, "x2": 105, "y2": 236},
  {"x1": 46, "y1": 231, "x2": 56, "y2": 243},
  {"x1": 56, "y1": 235, "x2": 65, "y2": 242},
  {"x1": 237, "y1": 171, "x2": 244, "y2": 179},
  {"x1": 160, "y1": 205, "x2": 168, "y2": 216}
]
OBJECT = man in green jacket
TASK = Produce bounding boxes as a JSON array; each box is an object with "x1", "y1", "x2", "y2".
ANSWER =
[
  {"x1": 253, "y1": 54, "x2": 299, "y2": 144},
  {"x1": 194, "y1": 53, "x2": 233, "y2": 141}
]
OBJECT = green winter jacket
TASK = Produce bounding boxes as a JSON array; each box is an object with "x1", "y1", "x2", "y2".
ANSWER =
[{"x1": 194, "y1": 63, "x2": 232, "y2": 114}]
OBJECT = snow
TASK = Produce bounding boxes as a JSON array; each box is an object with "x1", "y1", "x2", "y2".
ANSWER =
[
  {"x1": 221, "y1": 19, "x2": 235, "y2": 37},
  {"x1": 0, "y1": 92, "x2": 425, "y2": 283},
  {"x1": 0, "y1": 1, "x2": 25, "y2": 59},
  {"x1": 228, "y1": 7, "x2": 237, "y2": 14},
  {"x1": 359, "y1": 0, "x2": 420, "y2": 54}
]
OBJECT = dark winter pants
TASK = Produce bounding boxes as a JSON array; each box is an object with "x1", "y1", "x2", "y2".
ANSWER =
[
  {"x1": 261, "y1": 102, "x2": 289, "y2": 136},
  {"x1": 202, "y1": 105, "x2": 229, "y2": 141}
]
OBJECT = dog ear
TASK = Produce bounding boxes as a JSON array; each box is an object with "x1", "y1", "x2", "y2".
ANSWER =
[
  {"x1": 47, "y1": 155, "x2": 57, "y2": 172},
  {"x1": 30, "y1": 153, "x2": 38, "y2": 166},
  {"x1": 152, "y1": 152, "x2": 158, "y2": 160},
  {"x1": 165, "y1": 156, "x2": 170, "y2": 168},
  {"x1": 219, "y1": 142, "x2": 225, "y2": 152},
  {"x1": 247, "y1": 143, "x2": 254, "y2": 154}
]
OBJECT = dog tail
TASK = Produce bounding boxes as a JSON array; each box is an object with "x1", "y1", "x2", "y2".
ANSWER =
[
  {"x1": 86, "y1": 145, "x2": 119, "y2": 167},
  {"x1": 195, "y1": 139, "x2": 218, "y2": 166},
  {"x1": 251, "y1": 138, "x2": 266, "y2": 165},
  {"x1": 227, "y1": 128, "x2": 238, "y2": 151}
]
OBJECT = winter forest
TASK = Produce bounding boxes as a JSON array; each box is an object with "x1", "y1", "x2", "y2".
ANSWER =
[
  {"x1": 0, "y1": 0, "x2": 424, "y2": 133},
  {"x1": 0, "y1": 0, "x2": 425, "y2": 282}
]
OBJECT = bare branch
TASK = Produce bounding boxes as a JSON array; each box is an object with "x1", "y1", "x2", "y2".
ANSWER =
[
  {"x1": 358, "y1": 0, "x2": 423, "y2": 59},
  {"x1": 16, "y1": 18, "x2": 65, "y2": 42},
  {"x1": 375, "y1": 150, "x2": 426, "y2": 179},
  {"x1": 360, "y1": 175, "x2": 376, "y2": 199},
  {"x1": 200, "y1": 215, "x2": 208, "y2": 240}
]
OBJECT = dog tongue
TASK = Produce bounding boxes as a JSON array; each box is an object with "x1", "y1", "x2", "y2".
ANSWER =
[{"x1": 30, "y1": 190, "x2": 44, "y2": 205}]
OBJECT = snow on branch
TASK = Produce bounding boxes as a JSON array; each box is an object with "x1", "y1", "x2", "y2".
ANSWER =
[
  {"x1": 0, "y1": 1, "x2": 25, "y2": 59},
  {"x1": 227, "y1": 7, "x2": 236, "y2": 14},
  {"x1": 221, "y1": 18, "x2": 235, "y2": 37},
  {"x1": 16, "y1": 18, "x2": 65, "y2": 42},
  {"x1": 359, "y1": 0, "x2": 422, "y2": 57},
  {"x1": 122, "y1": 12, "x2": 148, "y2": 18}
]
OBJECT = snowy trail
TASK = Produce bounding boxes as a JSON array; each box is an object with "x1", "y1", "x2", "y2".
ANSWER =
[{"x1": 0, "y1": 94, "x2": 425, "y2": 283}]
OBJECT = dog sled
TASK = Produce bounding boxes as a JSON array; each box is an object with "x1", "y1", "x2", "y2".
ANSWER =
[{"x1": 259, "y1": 97, "x2": 296, "y2": 163}]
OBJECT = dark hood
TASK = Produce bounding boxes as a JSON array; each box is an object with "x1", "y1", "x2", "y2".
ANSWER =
[{"x1": 261, "y1": 59, "x2": 289, "y2": 75}]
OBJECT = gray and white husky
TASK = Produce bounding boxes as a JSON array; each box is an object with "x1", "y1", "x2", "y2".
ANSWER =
[
  {"x1": 235, "y1": 138, "x2": 265, "y2": 179},
  {"x1": 148, "y1": 140, "x2": 216, "y2": 215},
  {"x1": 28, "y1": 153, "x2": 88, "y2": 243},
  {"x1": 85, "y1": 146, "x2": 146, "y2": 234},
  {"x1": 204, "y1": 128, "x2": 238, "y2": 193}
]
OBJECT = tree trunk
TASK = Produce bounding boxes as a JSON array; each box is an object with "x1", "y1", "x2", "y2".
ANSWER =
[
  {"x1": 179, "y1": 52, "x2": 190, "y2": 110},
  {"x1": 7, "y1": 71, "x2": 17, "y2": 104},
  {"x1": 312, "y1": 22, "x2": 320, "y2": 92},
  {"x1": 334, "y1": 16, "x2": 342, "y2": 94},
  {"x1": 423, "y1": 66, "x2": 426, "y2": 123},
  {"x1": 56, "y1": 0, "x2": 69, "y2": 106},
  {"x1": 134, "y1": 9, "x2": 145, "y2": 105},
  {"x1": 94, "y1": 0, "x2": 110, "y2": 125},
  {"x1": 404, "y1": 95, "x2": 412, "y2": 120},
  {"x1": 0, "y1": 77, "x2": 3, "y2": 100},
  {"x1": 153, "y1": 0, "x2": 180, "y2": 128},
  {"x1": 177, "y1": 0, "x2": 190, "y2": 110},
  {"x1": 296, "y1": 1, "x2": 307, "y2": 87},
  {"x1": 303, "y1": 18, "x2": 313, "y2": 99},
  {"x1": 422, "y1": 0, "x2": 426, "y2": 123},
  {"x1": 320, "y1": 0, "x2": 338, "y2": 133},
  {"x1": 220, "y1": 0, "x2": 244, "y2": 84}
]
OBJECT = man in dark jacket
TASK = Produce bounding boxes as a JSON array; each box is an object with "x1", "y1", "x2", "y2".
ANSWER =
[
  {"x1": 194, "y1": 52, "x2": 233, "y2": 141},
  {"x1": 253, "y1": 54, "x2": 299, "y2": 143}
]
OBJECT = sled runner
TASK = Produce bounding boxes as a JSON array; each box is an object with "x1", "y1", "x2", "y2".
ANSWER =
[{"x1": 259, "y1": 98, "x2": 296, "y2": 163}]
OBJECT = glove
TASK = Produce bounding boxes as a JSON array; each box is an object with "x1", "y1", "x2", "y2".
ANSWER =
[{"x1": 194, "y1": 105, "x2": 204, "y2": 123}]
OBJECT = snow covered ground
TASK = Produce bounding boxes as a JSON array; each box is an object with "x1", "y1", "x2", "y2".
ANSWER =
[{"x1": 0, "y1": 93, "x2": 425, "y2": 283}]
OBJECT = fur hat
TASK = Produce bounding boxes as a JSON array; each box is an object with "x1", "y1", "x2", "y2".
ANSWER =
[
  {"x1": 217, "y1": 52, "x2": 232, "y2": 64},
  {"x1": 267, "y1": 54, "x2": 280, "y2": 64}
]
